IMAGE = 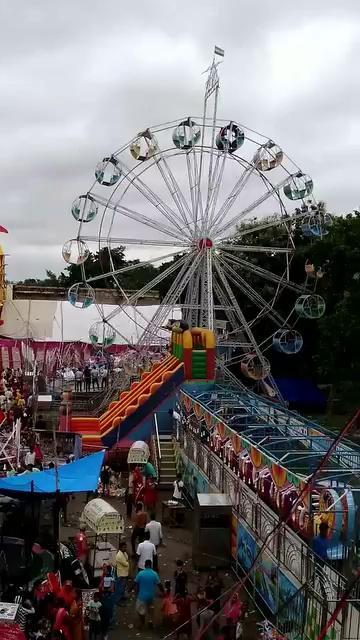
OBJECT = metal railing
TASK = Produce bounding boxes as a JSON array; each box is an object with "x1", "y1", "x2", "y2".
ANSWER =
[
  {"x1": 149, "y1": 414, "x2": 162, "y2": 482},
  {"x1": 178, "y1": 426, "x2": 360, "y2": 640},
  {"x1": 154, "y1": 413, "x2": 162, "y2": 461}
]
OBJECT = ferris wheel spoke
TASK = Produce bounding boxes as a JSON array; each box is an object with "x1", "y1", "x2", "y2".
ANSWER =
[
  {"x1": 81, "y1": 236, "x2": 187, "y2": 248},
  {"x1": 184, "y1": 266, "x2": 201, "y2": 327},
  {"x1": 102, "y1": 252, "x2": 192, "y2": 324},
  {"x1": 213, "y1": 256, "x2": 266, "y2": 360},
  {"x1": 212, "y1": 276, "x2": 250, "y2": 346},
  {"x1": 199, "y1": 249, "x2": 214, "y2": 329},
  {"x1": 220, "y1": 250, "x2": 304, "y2": 294},
  {"x1": 138, "y1": 251, "x2": 203, "y2": 344},
  {"x1": 86, "y1": 248, "x2": 187, "y2": 285},
  {"x1": 185, "y1": 149, "x2": 205, "y2": 234},
  {"x1": 209, "y1": 163, "x2": 256, "y2": 232},
  {"x1": 212, "y1": 174, "x2": 294, "y2": 239},
  {"x1": 100, "y1": 316, "x2": 141, "y2": 350},
  {"x1": 218, "y1": 255, "x2": 287, "y2": 326},
  {"x1": 116, "y1": 158, "x2": 190, "y2": 237},
  {"x1": 90, "y1": 193, "x2": 184, "y2": 243},
  {"x1": 154, "y1": 153, "x2": 193, "y2": 229},
  {"x1": 206, "y1": 152, "x2": 228, "y2": 232},
  {"x1": 218, "y1": 244, "x2": 292, "y2": 254}
]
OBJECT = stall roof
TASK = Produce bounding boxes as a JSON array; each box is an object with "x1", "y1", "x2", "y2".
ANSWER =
[
  {"x1": 0, "y1": 451, "x2": 105, "y2": 495},
  {"x1": 82, "y1": 498, "x2": 124, "y2": 535}
]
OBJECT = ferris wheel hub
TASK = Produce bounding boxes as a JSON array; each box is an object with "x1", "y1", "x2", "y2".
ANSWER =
[{"x1": 197, "y1": 238, "x2": 213, "y2": 250}]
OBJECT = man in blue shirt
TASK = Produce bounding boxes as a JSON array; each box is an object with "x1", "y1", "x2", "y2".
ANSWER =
[
  {"x1": 135, "y1": 559, "x2": 164, "y2": 627},
  {"x1": 312, "y1": 522, "x2": 329, "y2": 565}
]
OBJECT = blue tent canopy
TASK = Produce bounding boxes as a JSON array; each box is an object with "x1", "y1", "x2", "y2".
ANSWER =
[{"x1": 0, "y1": 451, "x2": 105, "y2": 495}]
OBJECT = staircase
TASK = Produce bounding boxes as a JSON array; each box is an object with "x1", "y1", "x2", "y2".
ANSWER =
[{"x1": 159, "y1": 438, "x2": 177, "y2": 489}]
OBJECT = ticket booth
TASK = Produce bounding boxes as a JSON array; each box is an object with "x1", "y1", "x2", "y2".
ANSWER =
[{"x1": 193, "y1": 493, "x2": 232, "y2": 570}]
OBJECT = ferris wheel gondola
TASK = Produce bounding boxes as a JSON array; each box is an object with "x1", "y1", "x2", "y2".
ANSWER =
[{"x1": 63, "y1": 48, "x2": 330, "y2": 390}]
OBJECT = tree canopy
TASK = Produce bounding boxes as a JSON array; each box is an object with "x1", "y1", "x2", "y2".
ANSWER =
[{"x1": 17, "y1": 212, "x2": 360, "y2": 384}]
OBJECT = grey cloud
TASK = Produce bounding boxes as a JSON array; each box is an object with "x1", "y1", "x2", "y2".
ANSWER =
[{"x1": 0, "y1": 0, "x2": 359, "y2": 281}]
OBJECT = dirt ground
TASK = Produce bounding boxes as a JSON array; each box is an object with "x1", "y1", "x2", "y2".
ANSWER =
[{"x1": 61, "y1": 492, "x2": 259, "y2": 640}]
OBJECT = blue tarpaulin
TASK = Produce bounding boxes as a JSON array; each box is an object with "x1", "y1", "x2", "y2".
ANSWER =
[
  {"x1": 0, "y1": 451, "x2": 105, "y2": 495},
  {"x1": 274, "y1": 377, "x2": 326, "y2": 411}
]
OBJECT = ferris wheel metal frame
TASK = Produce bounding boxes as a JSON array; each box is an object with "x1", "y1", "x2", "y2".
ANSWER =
[{"x1": 63, "y1": 47, "x2": 330, "y2": 387}]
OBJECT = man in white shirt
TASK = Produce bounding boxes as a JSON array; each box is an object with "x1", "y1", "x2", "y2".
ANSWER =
[
  {"x1": 25, "y1": 447, "x2": 36, "y2": 467},
  {"x1": 145, "y1": 513, "x2": 163, "y2": 548},
  {"x1": 136, "y1": 531, "x2": 156, "y2": 570},
  {"x1": 173, "y1": 473, "x2": 184, "y2": 501}
]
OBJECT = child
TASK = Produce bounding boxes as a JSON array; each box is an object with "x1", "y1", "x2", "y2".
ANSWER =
[
  {"x1": 174, "y1": 589, "x2": 193, "y2": 639},
  {"x1": 161, "y1": 580, "x2": 178, "y2": 626},
  {"x1": 195, "y1": 586, "x2": 211, "y2": 626},
  {"x1": 86, "y1": 592, "x2": 102, "y2": 640},
  {"x1": 99, "y1": 564, "x2": 115, "y2": 595},
  {"x1": 224, "y1": 593, "x2": 242, "y2": 625},
  {"x1": 174, "y1": 559, "x2": 188, "y2": 597}
]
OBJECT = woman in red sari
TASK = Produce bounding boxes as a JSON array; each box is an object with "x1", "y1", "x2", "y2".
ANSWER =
[
  {"x1": 53, "y1": 599, "x2": 71, "y2": 640},
  {"x1": 144, "y1": 477, "x2": 157, "y2": 510},
  {"x1": 133, "y1": 466, "x2": 144, "y2": 504}
]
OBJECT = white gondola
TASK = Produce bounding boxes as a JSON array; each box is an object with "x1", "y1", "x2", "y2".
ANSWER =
[
  {"x1": 89, "y1": 321, "x2": 116, "y2": 347},
  {"x1": 62, "y1": 239, "x2": 89, "y2": 265},
  {"x1": 71, "y1": 194, "x2": 98, "y2": 223},
  {"x1": 68, "y1": 282, "x2": 95, "y2": 309},
  {"x1": 130, "y1": 129, "x2": 157, "y2": 161},
  {"x1": 95, "y1": 156, "x2": 122, "y2": 186},
  {"x1": 172, "y1": 118, "x2": 200, "y2": 149}
]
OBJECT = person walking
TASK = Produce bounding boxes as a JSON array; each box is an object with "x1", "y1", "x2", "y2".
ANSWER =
[
  {"x1": 69, "y1": 590, "x2": 85, "y2": 640},
  {"x1": 312, "y1": 521, "x2": 329, "y2": 565},
  {"x1": 115, "y1": 541, "x2": 129, "y2": 605},
  {"x1": 173, "y1": 473, "x2": 184, "y2": 502},
  {"x1": 205, "y1": 568, "x2": 224, "y2": 614},
  {"x1": 125, "y1": 474, "x2": 134, "y2": 520},
  {"x1": 174, "y1": 589, "x2": 194, "y2": 639},
  {"x1": 145, "y1": 512, "x2": 163, "y2": 548},
  {"x1": 100, "y1": 465, "x2": 111, "y2": 497},
  {"x1": 136, "y1": 530, "x2": 157, "y2": 572},
  {"x1": 85, "y1": 592, "x2": 102, "y2": 640},
  {"x1": 135, "y1": 559, "x2": 164, "y2": 628},
  {"x1": 131, "y1": 502, "x2": 148, "y2": 555},
  {"x1": 174, "y1": 559, "x2": 188, "y2": 597}
]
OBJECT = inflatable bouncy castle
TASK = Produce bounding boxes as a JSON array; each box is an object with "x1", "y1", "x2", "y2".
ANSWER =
[{"x1": 169, "y1": 323, "x2": 216, "y2": 381}]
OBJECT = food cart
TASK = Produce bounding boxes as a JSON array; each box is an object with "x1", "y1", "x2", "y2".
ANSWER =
[
  {"x1": 127, "y1": 440, "x2": 150, "y2": 465},
  {"x1": 80, "y1": 498, "x2": 124, "y2": 578}
]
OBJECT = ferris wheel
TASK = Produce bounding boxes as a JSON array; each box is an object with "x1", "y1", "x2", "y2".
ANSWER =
[{"x1": 62, "y1": 48, "x2": 330, "y2": 384}]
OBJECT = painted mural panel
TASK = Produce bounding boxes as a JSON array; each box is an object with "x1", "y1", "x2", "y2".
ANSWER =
[{"x1": 237, "y1": 522, "x2": 256, "y2": 575}]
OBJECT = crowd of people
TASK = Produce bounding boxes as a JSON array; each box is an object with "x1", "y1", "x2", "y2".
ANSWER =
[
  {"x1": 1, "y1": 463, "x2": 249, "y2": 640},
  {"x1": 0, "y1": 367, "x2": 33, "y2": 423},
  {"x1": 59, "y1": 365, "x2": 109, "y2": 392}
]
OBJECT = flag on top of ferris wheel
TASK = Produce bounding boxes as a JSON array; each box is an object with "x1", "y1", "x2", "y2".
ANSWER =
[
  {"x1": 205, "y1": 47, "x2": 224, "y2": 100},
  {"x1": 214, "y1": 45, "x2": 225, "y2": 57}
]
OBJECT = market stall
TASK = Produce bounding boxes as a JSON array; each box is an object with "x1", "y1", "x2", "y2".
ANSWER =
[
  {"x1": 80, "y1": 498, "x2": 124, "y2": 578},
  {"x1": 127, "y1": 440, "x2": 150, "y2": 465}
]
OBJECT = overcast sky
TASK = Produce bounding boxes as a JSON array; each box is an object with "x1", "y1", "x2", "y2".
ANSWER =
[{"x1": 1, "y1": 1, "x2": 359, "y2": 281}]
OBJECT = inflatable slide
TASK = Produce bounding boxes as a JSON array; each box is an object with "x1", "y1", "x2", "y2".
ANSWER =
[{"x1": 70, "y1": 354, "x2": 184, "y2": 450}]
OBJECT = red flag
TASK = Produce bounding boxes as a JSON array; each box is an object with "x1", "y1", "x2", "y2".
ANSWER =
[{"x1": 0, "y1": 226, "x2": 8, "y2": 233}]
